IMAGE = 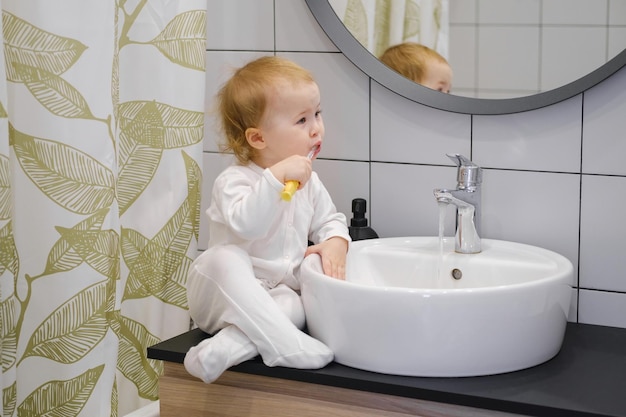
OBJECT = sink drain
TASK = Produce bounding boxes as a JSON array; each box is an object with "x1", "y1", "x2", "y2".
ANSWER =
[{"x1": 451, "y1": 268, "x2": 463, "y2": 280}]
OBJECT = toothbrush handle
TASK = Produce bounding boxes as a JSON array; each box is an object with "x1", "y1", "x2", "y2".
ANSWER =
[
  {"x1": 281, "y1": 180, "x2": 299, "y2": 201},
  {"x1": 280, "y1": 145, "x2": 318, "y2": 201}
]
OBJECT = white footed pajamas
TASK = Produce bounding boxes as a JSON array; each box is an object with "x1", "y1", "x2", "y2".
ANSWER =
[{"x1": 185, "y1": 163, "x2": 350, "y2": 383}]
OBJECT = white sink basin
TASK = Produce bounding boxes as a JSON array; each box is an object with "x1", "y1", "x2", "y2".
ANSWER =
[{"x1": 300, "y1": 237, "x2": 573, "y2": 377}]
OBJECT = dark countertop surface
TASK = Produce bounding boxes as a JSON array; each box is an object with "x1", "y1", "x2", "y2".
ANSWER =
[{"x1": 148, "y1": 323, "x2": 626, "y2": 417}]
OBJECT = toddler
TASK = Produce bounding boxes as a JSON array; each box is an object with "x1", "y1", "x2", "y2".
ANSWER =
[
  {"x1": 380, "y1": 42, "x2": 452, "y2": 93},
  {"x1": 184, "y1": 56, "x2": 351, "y2": 383}
]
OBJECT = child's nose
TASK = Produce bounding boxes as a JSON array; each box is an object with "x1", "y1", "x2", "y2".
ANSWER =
[{"x1": 311, "y1": 120, "x2": 322, "y2": 136}]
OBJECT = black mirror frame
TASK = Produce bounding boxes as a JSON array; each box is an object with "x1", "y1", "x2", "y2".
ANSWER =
[{"x1": 306, "y1": 0, "x2": 626, "y2": 115}]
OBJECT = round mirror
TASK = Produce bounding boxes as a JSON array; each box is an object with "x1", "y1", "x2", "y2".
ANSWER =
[{"x1": 306, "y1": 0, "x2": 626, "y2": 114}]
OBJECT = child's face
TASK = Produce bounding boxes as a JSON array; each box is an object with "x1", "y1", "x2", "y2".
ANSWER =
[
  {"x1": 255, "y1": 80, "x2": 324, "y2": 166},
  {"x1": 421, "y1": 60, "x2": 453, "y2": 93}
]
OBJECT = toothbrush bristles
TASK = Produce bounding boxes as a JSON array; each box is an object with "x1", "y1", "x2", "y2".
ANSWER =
[{"x1": 307, "y1": 145, "x2": 319, "y2": 159}]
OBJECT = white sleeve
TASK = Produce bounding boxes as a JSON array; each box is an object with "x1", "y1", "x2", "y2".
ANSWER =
[{"x1": 209, "y1": 166, "x2": 284, "y2": 240}]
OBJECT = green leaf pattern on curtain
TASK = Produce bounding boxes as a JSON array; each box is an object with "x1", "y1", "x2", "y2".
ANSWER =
[
  {"x1": 3, "y1": 12, "x2": 87, "y2": 83},
  {"x1": 337, "y1": 0, "x2": 445, "y2": 57},
  {"x1": 10, "y1": 126, "x2": 116, "y2": 215},
  {"x1": 109, "y1": 312, "x2": 163, "y2": 400},
  {"x1": 17, "y1": 365, "x2": 104, "y2": 416},
  {"x1": 147, "y1": 10, "x2": 207, "y2": 71},
  {"x1": 117, "y1": 101, "x2": 203, "y2": 215},
  {"x1": 0, "y1": 154, "x2": 11, "y2": 219},
  {"x1": 36, "y1": 209, "x2": 110, "y2": 278},
  {"x1": 0, "y1": 221, "x2": 17, "y2": 278},
  {"x1": 18, "y1": 63, "x2": 97, "y2": 120},
  {"x1": 3, "y1": 381, "x2": 16, "y2": 417},
  {"x1": 373, "y1": 0, "x2": 392, "y2": 58},
  {"x1": 343, "y1": 0, "x2": 369, "y2": 50},
  {"x1": 121, "y1": 196, "x2": 194, "y2": 308},
  {"x1": 403, "y1": 1, "x2": 420, "y2": 41},
  {"x1": 0, "y1": 294, "x2": 17, "y2": 371},
  {"x1": 21, "y1": 281, "x2": 109, "y2": 364},
  {"x1": 1, "y1": 1, "x2": 205, "y2": 415},
  {"x1": 183, "y1": 150, "x2": 202, "y2": 242}
]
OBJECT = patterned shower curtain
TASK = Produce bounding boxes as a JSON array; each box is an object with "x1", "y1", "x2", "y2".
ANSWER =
[
  {"x1": 0, "y1": 1, "x2": 206, "y2": 416},
  {"x1": 330, "y1": 0, "x2": 449, "y2": 59}
]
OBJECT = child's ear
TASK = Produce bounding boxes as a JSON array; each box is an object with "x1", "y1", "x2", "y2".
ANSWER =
[{"x1": 245, "y1": 127, "x2": 266, "y2": 150}]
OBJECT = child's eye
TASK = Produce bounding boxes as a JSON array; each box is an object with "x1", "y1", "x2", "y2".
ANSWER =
[
  {"x1": 297, "y1": 117, "x2": 306, "y2": 124},
  {"x1": 315, "y1": 110, "x2": 322, "y2": 118}
]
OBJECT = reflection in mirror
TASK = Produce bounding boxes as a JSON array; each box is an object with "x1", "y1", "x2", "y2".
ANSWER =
[
  {"x1": 329, "y1": 0, "x2": 626, "y2": 99},
  {"x1": 327, "y1": 0, "x2": 448, "y2": 58},
  {"x1": 307, "y1": 0, "x2": 626, "y2": 113},
  {"x1": 379, "y1": 42, "x2": 453, "y2": 93}
]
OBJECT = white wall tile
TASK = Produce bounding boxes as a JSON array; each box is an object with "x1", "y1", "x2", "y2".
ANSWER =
[
  {"x1": 542, "y1": 0, "x2": 608, "y2": 25},
  {"x1": 280, "y1": 52, "x2": 370, "y2": 161},
  {"x1": 473, "y1": 95, "x2": 582, "y2": 172},
  {"x1": 275, "y1": 0, "x2": 339, "y2": 52},
  {"x1": 314, "y1": 160, "x2": 371, "y2": 222},
  {"x1": 448, "y1": 26, "x2": 476, "y2": 92},
  {"x1": 371, "y1": 82, "x2": 471, "y2": 165},
  {"x1": 580, "y1": 175, "x2": 626, "y2": 292},
  {"x1": 583, "y1": 65, "x2": 626, "y2": 175},
  {"x1": 481, "y1": 169, "x2": 580, "y2": 272},
  {"x1": 568, "y1": 288, "x2": 578, "y2": 322},
  {"x1": 206, "y1": 0, "x2": 274, "y2": 50},
  {"x1": 541, "y1": 27, "x2": 607, "y2": 91},
  {"x1": 477, "y1": 27, "x2": 540, "y2": 91},
  {"x1": 478, "y1": 0, "x2": 540, "y2": 24},
  {"x1": 579, "y1": 290, "x2": 626, "y2": 328},
  {"x1": 449, "y1": 0, "x2": 476, "y2": 24},
  {"x1": 371, "y1": 163, "x2": 457, "y2": 238},
  {"x1": 609, "y1": 0, "x2": 626, "y2": 24},
  {"x1": 452, "y1": 89, "x2": 478, "y2": 99},
  {"x1": 608, "y1": 28, "x2": 626, "y2": 60}
]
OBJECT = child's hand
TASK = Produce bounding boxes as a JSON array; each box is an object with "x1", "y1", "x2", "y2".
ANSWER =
[
  {"x1": 270, "y1": 155, "x2": 312, "y2": 189},
  {"x1": 305, "y1": 237, "x2": 349, "y2": 279}
]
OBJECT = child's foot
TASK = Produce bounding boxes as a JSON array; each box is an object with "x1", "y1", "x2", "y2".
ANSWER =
[
  {"x1": 183, "y1": 337, "x2": 228, "y2": 383},
  {"x1": 183, "y1": 327, "x2": 258, "y2": 383},
  {"x1": 265, "y1": 332, "x2": 333, "y2": 369}
]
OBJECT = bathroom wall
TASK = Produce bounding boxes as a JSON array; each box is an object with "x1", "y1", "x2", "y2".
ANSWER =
[
  {"x1": 449, "y1": 0, "x2": 626, "y2": 98},
  {"x1": 203, "y1": 0, "x2": 626, "y2": 329}
]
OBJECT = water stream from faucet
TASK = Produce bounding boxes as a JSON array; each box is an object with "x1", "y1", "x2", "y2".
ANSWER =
[{"x1": 437, "y1": 201, "x2": 447, "y2": 281}]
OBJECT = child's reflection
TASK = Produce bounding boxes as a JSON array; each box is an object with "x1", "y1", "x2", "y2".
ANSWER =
[{"x1": 380, "y1": 42, "x2": 453, "y2": 94}]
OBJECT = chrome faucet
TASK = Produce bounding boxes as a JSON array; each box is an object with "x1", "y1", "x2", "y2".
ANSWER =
[{"x1": 433, "y1": 154, "x2": 482, "y2": 254}]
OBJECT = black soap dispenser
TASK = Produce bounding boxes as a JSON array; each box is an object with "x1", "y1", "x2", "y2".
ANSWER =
[{"x1": 349, "y1": 198, "x2": 379, "y2": 241}]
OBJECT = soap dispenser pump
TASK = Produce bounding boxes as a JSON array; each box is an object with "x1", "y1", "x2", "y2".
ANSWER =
[{"x1": 349, "y1": 198, "x2": 379, "y2": 241}]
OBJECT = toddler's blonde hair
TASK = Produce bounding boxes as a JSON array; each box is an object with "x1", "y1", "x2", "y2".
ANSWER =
[
  {"x1": 217, "y1": 56, "x2": 316, "y2": 164},
  {"x1": 379, "y1": 42, "x2": 448, "y2": 84}
]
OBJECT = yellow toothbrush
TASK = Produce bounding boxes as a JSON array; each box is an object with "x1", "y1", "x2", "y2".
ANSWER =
[{"x1": 280, "y1": 145, "x2": 319, "y2": 202}]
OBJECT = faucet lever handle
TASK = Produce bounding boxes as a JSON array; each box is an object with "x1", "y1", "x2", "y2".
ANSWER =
[
  {"x1": 446, "y1": 153, "x2": 475, "y2": 168},
  {"x1": 446, "y1": 153, "x2": 482, "y2": 189}
]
